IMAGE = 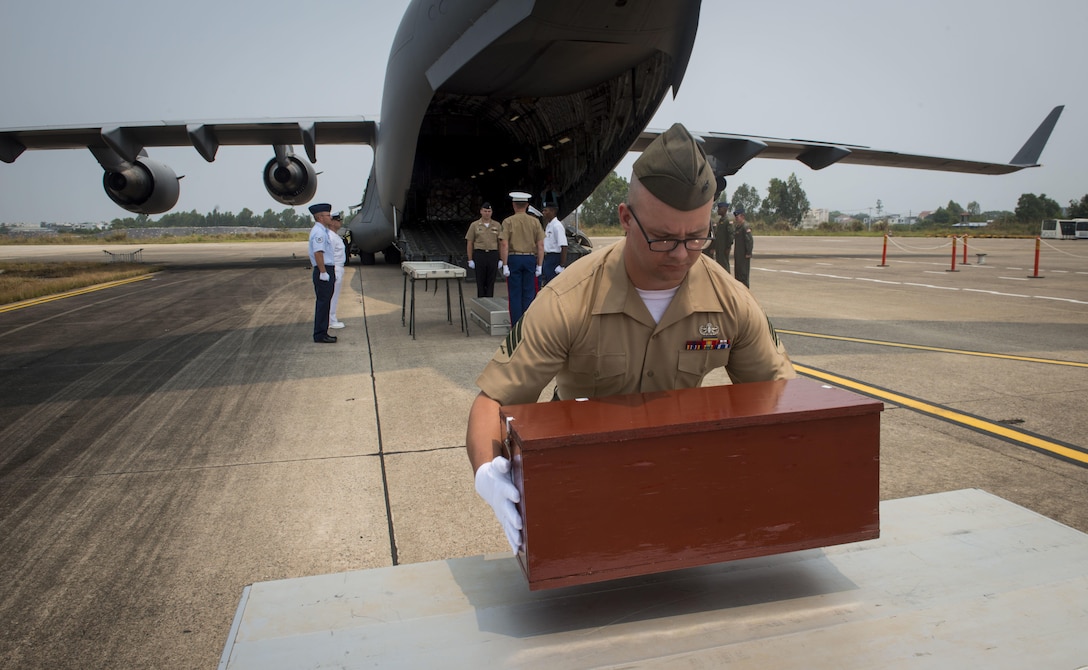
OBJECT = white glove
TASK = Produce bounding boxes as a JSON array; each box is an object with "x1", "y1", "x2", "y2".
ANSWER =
[
  {"x1": 502, "y1": 265, "x2": 511, "y2": 278},
  {"x1": 497, "y1": 260, "x2": 503, "y2": 269},
  {"x1": 468, "y1": 260, "x2": 475, "y2": 269},
  {"x1": 555, "y1": 265, "x2": 564, "y2": 274},
  {"x1": 475, "y1": 456, "x2": 522, "y2": 553},
  {"x1": 535, "y1": 265, "x2": 543, "y2": 277},
  {"x1": 319, "y1": 272, "x2": 330, "y2": 281}
]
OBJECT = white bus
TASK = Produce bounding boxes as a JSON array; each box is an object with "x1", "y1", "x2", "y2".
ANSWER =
[{"x1": 1040, "y1": 219, "x2": 1088, "y2": 239}]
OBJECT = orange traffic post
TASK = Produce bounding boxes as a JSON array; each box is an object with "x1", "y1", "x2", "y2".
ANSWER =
[
  {"x1": 947, "y1": 236, "x2": 959, "y2": 272},
  {"x1": 879, "y1": 234, "x2": 888, "y2": 267},
  {"x1": 1028, "y1": 236, "x2": 1044, "y2": 279}
]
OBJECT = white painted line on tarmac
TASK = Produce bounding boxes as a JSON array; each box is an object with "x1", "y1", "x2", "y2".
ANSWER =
[
  {"x1": 759, "y1": 267, "x2": 1084, "y2": 304},
  {"x1": 1034, "y1": 295, "x2": 1088, "y2": 305},
  {"x1": 903, "y1": 282, "x2": 959, "y2": 290},
  {"x1": 963, "y1": 289, "x2": 1031, "y2": 298}
]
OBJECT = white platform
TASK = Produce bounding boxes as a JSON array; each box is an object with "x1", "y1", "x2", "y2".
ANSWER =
[
  {"x1": 219, "y1": 490, "x2": 1088, "y2": 669},
  {"x1": 469, "y1": 296, "x2": 510, "y2": 336}
]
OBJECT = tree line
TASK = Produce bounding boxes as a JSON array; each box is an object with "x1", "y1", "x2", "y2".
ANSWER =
[
  {"x1": 579, "y1": 171, "x2": 812, "y2": 229},
  {"x1": 578, "y1": 171, "x2": 1088, "y2": 229},
  {"x1": 108, "y1": 207, "x2": 312, "y2": 229}
]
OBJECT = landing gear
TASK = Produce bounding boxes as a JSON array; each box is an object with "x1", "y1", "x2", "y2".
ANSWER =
[{"x1": 382, "y1": 244, "x2": 402, "y2": 265}]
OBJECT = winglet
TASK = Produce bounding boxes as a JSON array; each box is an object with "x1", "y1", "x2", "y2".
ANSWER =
[
  {"x1": 1009, "y1": 105, "x2": 1064, "y2": 167},
  {"x1": 0, "y1": 134, "x2": 26, "y2": 163}
]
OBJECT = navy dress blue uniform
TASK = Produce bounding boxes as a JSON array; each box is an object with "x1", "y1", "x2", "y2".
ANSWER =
[{"x1": 308, "y1": 203, "x2": 338, "y2": 342}]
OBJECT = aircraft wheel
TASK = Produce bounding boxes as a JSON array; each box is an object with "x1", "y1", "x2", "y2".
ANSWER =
[{"x1": 383, "y1": 245, "x2": 402, "y2": 264}]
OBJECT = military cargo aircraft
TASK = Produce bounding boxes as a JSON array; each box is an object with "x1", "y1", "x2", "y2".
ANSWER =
[{"x1": 0, "y1": 0, "x2": 1063, "y2": 265}]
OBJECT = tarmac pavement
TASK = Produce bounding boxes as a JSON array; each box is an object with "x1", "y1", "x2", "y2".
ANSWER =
[{"x1": 0, "y1": 236, "x2": 1085, "y2": 668}]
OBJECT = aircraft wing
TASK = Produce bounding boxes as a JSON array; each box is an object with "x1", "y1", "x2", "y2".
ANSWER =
[
  {"x1": 0, "y1": 117, "x2": 376, "y2": 164},
  {"x1": 0, "y1": 116, "x2": 378, "y2": 215},
  {"x1": 632, "y1": 105, "x2": 1065, "y2": 178}
]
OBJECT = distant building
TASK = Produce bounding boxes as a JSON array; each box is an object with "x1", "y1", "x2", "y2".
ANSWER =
[{"x1": 800, "y1": 208, "x2": 830, "y2": 229}]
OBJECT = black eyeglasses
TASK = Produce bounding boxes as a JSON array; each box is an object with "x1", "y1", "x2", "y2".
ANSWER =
[{"x1": 627, "y1": 206, "x2": 713, "y2": 252}]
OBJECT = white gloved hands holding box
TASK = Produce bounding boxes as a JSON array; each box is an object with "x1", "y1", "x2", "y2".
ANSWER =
[{"x1": 474, "y1": 456, "x2": 522, "y2": 553}]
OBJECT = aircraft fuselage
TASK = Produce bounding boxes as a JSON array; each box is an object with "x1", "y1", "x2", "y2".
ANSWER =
[{"x1": 349, "y1": 0, "x2": 701, "y2": 260}]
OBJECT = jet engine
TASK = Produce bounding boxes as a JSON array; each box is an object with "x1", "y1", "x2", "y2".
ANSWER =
[
  {"x1": 103, "y1": 156, "x2": 180, "y2": 214},
  {"x1": 262, "y1": 152, "x2": 317, "y2": 205}
]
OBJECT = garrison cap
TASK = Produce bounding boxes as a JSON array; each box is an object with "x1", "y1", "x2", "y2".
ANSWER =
[
  {"x1": 734, "y1": 205, "x2": 746, "y2": 216},
  {"x1": 716, "y1": 201, "x2": 730, "y2": 209},
  {"x1": 633, "y1": 123, "x2": 715, "y2": 211},
  {"x1": 542, "y1": 199, "x2": 559, "y2": 209},
  {"x1": 308, "y1": 203, "x2": 332, "y2": 215},
  {"x1": 509, "y1": 191, "x2": 532, "y2": 202},
  {"x1": 481, "y1": 201, "x2": 492, "y2": 209}
]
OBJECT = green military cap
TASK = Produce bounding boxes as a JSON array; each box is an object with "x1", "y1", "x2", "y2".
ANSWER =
[{"x1": 633, "y1": 123, "x2": 715, "y2": 211}]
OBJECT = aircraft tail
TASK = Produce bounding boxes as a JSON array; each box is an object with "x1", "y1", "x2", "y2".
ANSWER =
[{"x1": 1009, "y1": 105, "x2": 1064, "y2": 167}]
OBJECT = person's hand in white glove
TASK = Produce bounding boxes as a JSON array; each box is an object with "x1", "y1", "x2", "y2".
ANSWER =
[
  {"x1": 555, "y1": 265, "x2": 564, "y2": 274},
  {"x1": 535, "y1": 265, "x2": 543, "y2": 277},
  {"x1": 319, "y1": 271, "x2": 330, "y2": 281},
  {"x1": 497, "y1": 260, "x2": 503, "y2": 269},
  {"x1": 475, "y1": 456, "x2": 522, "y2": 553},
  {"x1": 502, "y1": 265, "x2": 511, "y2": 278},
  {"x1": 468, "y1": 259, "x2": 475, "y2": 269}
]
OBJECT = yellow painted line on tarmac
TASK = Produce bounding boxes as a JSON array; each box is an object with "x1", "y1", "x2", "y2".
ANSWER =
[
  {"x1": 793, "y1": 363, "x2": 1088, "y2": 467},
  {"x1": 0, "y1": 274, "x2": 156, "y2": 313},
  {"x1": 779, "y1": 329, "x2": 1088, "y2": 369}
]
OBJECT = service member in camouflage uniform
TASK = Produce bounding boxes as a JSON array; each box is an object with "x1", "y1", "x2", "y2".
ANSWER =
[
  {"x1": 733, "y1": 206, "x2": 754, "y2": 288},
  {"x1": 713, "y1": 200, "x2": 734, "y2": 274}
]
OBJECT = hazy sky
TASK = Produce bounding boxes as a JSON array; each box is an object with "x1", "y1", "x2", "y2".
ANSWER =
[{"x1": 1, "y1": 0, "x2": 1084, "y2": 224}]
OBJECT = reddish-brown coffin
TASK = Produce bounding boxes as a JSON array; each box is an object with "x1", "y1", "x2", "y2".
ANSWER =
[{"x1": 500, "y1": 377, "x2": 882, "y2": 590}]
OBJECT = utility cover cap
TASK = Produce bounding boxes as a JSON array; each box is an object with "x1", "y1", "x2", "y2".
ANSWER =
[{"x1": 633, "y1": 123, "x2": 715, "y2": 212}]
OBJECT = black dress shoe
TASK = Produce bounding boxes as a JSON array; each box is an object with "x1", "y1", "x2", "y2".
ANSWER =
[{"x1": 314, "y1": 335, "x2": 337, "y2": 343}]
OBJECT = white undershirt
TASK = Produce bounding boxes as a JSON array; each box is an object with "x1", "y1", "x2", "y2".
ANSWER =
[{"x1": 635, "y1": 286, "x2": 679, "y2": 323}]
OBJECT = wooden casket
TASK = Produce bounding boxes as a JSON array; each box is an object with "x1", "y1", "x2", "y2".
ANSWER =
[{"x1": 499, "y1": 377, "x2": 882, "y2": 590}]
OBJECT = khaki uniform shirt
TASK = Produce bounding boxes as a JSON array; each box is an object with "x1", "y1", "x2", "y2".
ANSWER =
[
  {"x1": 465, "y1": 218, "x2": 500, "y2": 251},
  {"x1": 500, "y1": 212, "x2": 544, "y2": 254},
  {"x1": 477, "y1": 239, "x2": 795, "y2": 405}
]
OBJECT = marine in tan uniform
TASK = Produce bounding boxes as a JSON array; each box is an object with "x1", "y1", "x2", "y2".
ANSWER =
[
  {"x1": 499, "y1": 191, "x2": 545, "y2": 325},
  {"x1": 465, "y1": 202, "x2": 501, "y2": 298},
  {"x1": 469, "y1": 123, "x2": 795, "y2": 553}
]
